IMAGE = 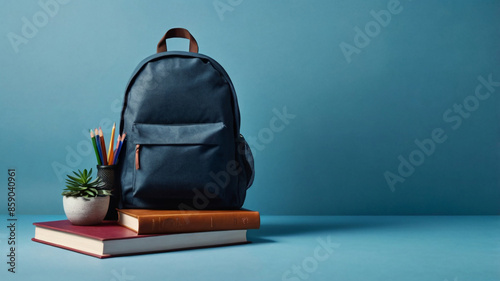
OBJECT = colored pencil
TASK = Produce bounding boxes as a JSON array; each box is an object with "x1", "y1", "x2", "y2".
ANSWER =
[
  {"x1": 113, "y1": 133, "x2": 125, "y2": 165},
  {"x1": 90, "y1": 129, "x2": 101, "y2": 165},
  {"x1": 95, "y1": 128, "x2": 104, "y2": 165},
  {"x1": 111, "y1": 135, "x2": 120, "y2": 165},
  {"x1": 107, "y1": 123, "x2": 116, "y2": 165},
  {"x1": 110, "y1": 134, "x2": 119, "y2": 165},
  {"x1": 116, "y1": 134, "x2": 124, "y2": 165},
  {"x1": 99, "y1": 127, "x2": 108, "y2": 165}
]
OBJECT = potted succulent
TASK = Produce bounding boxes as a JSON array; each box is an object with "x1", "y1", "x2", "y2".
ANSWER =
[{"x1": 62, "y1": 168, "x2": 112, "y2": 225}]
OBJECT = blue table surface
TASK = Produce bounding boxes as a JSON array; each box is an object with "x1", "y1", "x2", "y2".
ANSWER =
[{"x1": 1, "y1": 215, "x2": 499, "y2": 281}]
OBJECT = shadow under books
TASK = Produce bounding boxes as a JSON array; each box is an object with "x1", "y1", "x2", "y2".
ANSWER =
[{"x1": 248, "y1": 216, "x2": 421, "y2": 241}]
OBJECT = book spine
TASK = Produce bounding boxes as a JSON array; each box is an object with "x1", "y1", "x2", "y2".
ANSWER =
[{"x1": 138, "y1": 213, "x2": 260, "y2": 234}]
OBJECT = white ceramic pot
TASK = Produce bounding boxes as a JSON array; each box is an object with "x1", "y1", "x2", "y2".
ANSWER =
[{"x1": 63, "y1": 196, "x2": 110, "y2": 225}]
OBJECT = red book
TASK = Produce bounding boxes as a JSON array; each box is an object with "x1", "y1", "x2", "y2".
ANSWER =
[{"x1": 32, "y1": 220, "x2": 248, "y2": 259}]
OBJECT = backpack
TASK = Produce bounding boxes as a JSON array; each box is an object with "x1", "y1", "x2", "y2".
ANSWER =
[{"x1": 116, "y1": 28, "x2": 254, "y2": 210}]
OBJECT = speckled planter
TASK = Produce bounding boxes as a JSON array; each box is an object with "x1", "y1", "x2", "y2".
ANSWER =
[{"x1": 63, "y1": 196, "x2": 110, "y2": 225}]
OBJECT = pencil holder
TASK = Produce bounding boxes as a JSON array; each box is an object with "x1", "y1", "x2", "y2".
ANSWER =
[
  {"x1": 97, "y1": 165, "x2": 116, "y2": 190},
  {"x1": 97, "y1": 165, "x2": 118, "y2": 220}
]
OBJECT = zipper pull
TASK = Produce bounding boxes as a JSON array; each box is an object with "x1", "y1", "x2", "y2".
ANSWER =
[{"x1": 135, "y1": 144, "x2": 140, "y2": 170}]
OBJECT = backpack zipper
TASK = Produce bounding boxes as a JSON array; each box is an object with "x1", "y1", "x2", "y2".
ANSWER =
[{"x1": 135, "y1": 144, "x2": 140, "y2": 169}]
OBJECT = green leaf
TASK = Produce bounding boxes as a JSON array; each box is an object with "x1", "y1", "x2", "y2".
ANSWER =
[
  {"x1": 97, "y1": 189, "x2": 111, "y2": 196},
  {"x1": 91, "y1": 177, "x2": 104, "y2": 188},
  {"x1": 85, "y1": 176, "x2": 93, "y2": 185},
  {"x1": 65, "y1": 181, "x2": 78, "y2": 187},
  {"x1": 67, "y1": 175, "x2": 81, "y2": 183},
  {"x1": 62, "y1": 191, "x2": 78, "y2": 196},
  {"x1": 84, "y1": 190, "x2": 95, "y2": 196}
]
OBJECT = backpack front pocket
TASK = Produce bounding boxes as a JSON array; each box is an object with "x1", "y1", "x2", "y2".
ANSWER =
[{"x1": 132, "y1": 122, "x2": 234, "y2": 201}]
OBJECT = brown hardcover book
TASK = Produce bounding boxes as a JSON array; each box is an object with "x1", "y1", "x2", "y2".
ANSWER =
[{"x1": 117, "y1": 209, "x2": 260, "y2": 234}]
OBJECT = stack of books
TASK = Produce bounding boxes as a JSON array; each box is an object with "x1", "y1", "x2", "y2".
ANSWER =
[{"x1": 32, "y1": 209, "x2": 260, "y2": 258}]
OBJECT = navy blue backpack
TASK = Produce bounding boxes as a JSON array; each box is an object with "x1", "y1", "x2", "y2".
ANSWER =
[{"x1": 116, "y1": 28, "x2": 254, "y2": 210}]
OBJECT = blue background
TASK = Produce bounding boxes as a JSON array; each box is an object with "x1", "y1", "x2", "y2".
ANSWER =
[{"x1": 1, "y1": 0, "x2": 499, "y2": 215}]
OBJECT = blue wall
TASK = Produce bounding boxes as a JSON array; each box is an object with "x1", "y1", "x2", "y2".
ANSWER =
[{"x1": 1, "y1": 0, "x2": 499, "y2": 215}]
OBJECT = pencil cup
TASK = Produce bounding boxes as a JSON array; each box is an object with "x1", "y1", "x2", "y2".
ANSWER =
[
  {"x1": 97, "y1": 165, "x2": 116, "y2": 190},
  {"x1": 97, "y1": 165, "x2": 118, "y2": 221}
]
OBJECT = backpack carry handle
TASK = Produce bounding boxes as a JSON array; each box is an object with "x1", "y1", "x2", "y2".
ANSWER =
[{"x1": 157, "y1": 28, "x2": 199, "y2": 53}]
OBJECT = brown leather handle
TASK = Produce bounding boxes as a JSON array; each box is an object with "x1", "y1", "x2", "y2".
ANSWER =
[{"x1": 156, "y1": 28, "x2": 199, "y2": 53}]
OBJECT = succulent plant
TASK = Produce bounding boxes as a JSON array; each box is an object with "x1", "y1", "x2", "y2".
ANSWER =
[{"x1": 62, "y1": 169, "x2": 111, "y2": 198}]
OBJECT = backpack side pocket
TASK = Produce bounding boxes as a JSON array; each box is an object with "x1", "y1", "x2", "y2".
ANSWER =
[{"x1": 238, "y1": 134, "x2": 254, "y2": 189}]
